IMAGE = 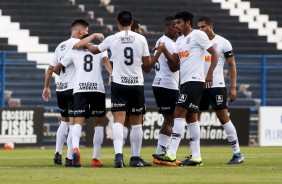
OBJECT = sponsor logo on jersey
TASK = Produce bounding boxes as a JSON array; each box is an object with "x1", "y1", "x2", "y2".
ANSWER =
[
  {"x1": 56, "y1": 82, "x2": 68, "y2": 90},
  {"x1": 216, "y1": 95, "x2": 223, "y2": 105},
  {"x1": 178, "y1": 50, "x2": 189, "y2": 59},
  {"x1": 120, "y1": 36, "x2": 135, "y2": 44},
  {"x1": 178, "y1": 94, "x2": 187, "y2": 103},
  {"x1": 204, "y1": 55, "x2": 211, "y2": 62},
  {"x1": 79, "y1": 82, "x2": 97, "y2": 90},
  {"x1": 121, "y1": 76, "x2": 139, "y2": 84}
]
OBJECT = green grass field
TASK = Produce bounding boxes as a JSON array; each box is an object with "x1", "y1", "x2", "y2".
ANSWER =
[{"x1": 0, "y1": 146, "x2": 282, "y2": 184}]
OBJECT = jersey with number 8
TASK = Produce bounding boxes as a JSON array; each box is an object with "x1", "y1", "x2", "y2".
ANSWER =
[
  {"x1": 98, "y1": 30, "x2": 150, "y2": 86},
  {"x1": 60, "y1": 48, "x2": 108, "y2": 94}
]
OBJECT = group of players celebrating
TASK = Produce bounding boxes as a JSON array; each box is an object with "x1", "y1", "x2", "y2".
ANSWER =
[{"x1": 42, "y1": 10, "x2": 244, "y2": 168}]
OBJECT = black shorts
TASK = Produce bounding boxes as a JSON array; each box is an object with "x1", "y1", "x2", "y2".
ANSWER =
[
  {"x1": 153, "y1": 86, "x2": 179, "y2": 115},
  {"x1": 56, "y1": 89, "x2": 74, "y2": 117},
  {"x1": 177, "y1": 81, "x2": 205, "y2": 113},
  {"x1": 74, "y1": 92, "x2": 105, "y2": 118},
  {"x1": 111, "y1": 82, "x2": 145, "y2": 115},
  {"x1": 199, "y1": 87, "x2": 228, "y2": 111}
]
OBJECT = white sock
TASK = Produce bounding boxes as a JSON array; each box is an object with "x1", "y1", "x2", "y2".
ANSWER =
[
  {"x1": 130, "y1": 124, "x2": 143, "y2": 157},
  {"x1": 167, "y1": 118, "x2": 185, "y2": 157},
  {"x1": 55, "y1": 121, "x2": 69, "y2": 154},
  {"x1": 122, "y1": 126, "x2": 129, "y2": 147},
  {"x1": 66, "y1": 125, "x2": 73, "y2": 159},
  {"x1": 93, "y1": 126, "x2": 104, "y2": 159},
  {"x1": 188, "y1": 122, "x2": 201, "y2": 159},
  {"x1": 72, "y1": 124, "x2": 82, "y2": 150},
  {"x1": 222, "y1": 120, "x2": 240, "y2": 154},
  {"x1": 112, "y1": 123, "x2": 123, "y2": 154},
  {"x1": 156, "y1": 134, "x2": 171, "y2": 154}
]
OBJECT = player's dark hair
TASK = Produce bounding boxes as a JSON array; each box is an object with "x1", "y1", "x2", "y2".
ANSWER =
[
  {"x1": 164, "y1": 16, "x2": 175, "y2": 26},
  {"x1": 198, "y1": 16, "x2": 213, "y2": 25},
  {"x1": 131, "y1": 19, "x2": 140, "y2": 31},
  {"x1": 117, "y1": 11, "x2": 133, "y2": 26},
  {"x1": 71, "y1": 19, "x2": 89, "y2": 28},
  {"x1": 174, "y1": 11, "x2": 193, "y2": 26}
]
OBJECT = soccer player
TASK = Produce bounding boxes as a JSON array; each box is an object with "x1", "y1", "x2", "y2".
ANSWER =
[
  {"x1": 54, "y1": 34, "x2": 111, "y2": 167},
  {"x1": 151, "y1": 16, "x2": 180, "y2": 166},
  {"x1": 122, "y1": 19, "x2": 142, "y2": 152},
  {"x1": 131, "y1": 19, "x2": 142, "y2": 34},
  {"x1": 73, "y1": 11, "x2": 162, "y2": 168},
  {"x1": 152, "y1": 11, "x2": 218, "y2": 166},
  {"x1": 42, "y1": 19, "x2": 89, "y2": 166},
  {"x1": 197, "y1": 16, "x2": 244, "y2": 164}
]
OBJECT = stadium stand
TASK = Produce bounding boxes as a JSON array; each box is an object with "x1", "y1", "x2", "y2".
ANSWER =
[
  {"x1": 243, "y1": 0, "x2": 282, "y2": 28},
  {"x1": 1, "y1": 0, "x2": 282, "y2": 146}
]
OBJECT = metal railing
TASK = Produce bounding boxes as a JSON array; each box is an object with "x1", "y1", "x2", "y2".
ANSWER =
[{"x1": 1, "y1": 51, "x2": 282, "y2": 107}]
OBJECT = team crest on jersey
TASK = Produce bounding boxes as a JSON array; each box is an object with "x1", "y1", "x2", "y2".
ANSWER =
[
  {"x1": 213, "y1": 43, "x2": 218, "y2": 49},
  {"x1": 186, "y1": 37, "x2": 191, "y2": 44},
  {"x1": 216, "y1": 95, "x2": 223, "y2": 105},
  {"x1": 60, "y1": 44, "x2": 66, "y2": 51},
  {"x1": 120, "y1": 36, "x2": 135, "y2": 43},
  {"x1": 178, "y1": 94, "x2": 187, "y2": 103}
]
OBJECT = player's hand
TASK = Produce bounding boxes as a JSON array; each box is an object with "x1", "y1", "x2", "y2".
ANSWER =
[
  {"x1": 42, "y1": 88, "x2": 51, "y2": 101},
  {"x1": 205, "y1": 73, "x2": 213, "y2": 88},
  {"x1": 94, "y1": 33, "x2": 104, "y2": 42},
  {"x1": 228, "y1": 87, "x2": 237, "y2": 102},
  {"x1": 151, "y1": 42, "x2": 166, "y2": 52}
]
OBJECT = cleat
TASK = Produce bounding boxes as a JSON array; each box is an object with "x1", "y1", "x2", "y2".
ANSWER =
[
  {"x1": 175, "y1": 160, "x2": 181, "y2": 165},
  {"x1": 139, "y1": 157, "x2": 152, "y2": 167},
  {"x1": 65, "y1": 157, "x2": 73, "y2": 167},
  {"x1": 114, "y1": 153, "x2": 125, "y2": 168},
  {"x1": 130, "y1": 157, "x2": 152, "y2": 167},
  {"x1": 72, "y1": 148, "x2": 81, "y2": 167},
  {"x1": 92, "y1": 158, "x2": 103, "y2": 167},
  {"x1": 227, "y1": 153, "x2": 244, "y2": 164},
  {"x1": 54, "y1": 152, "x2": 62, "y2": 165},
  {"x1": 179, "y1": 156, "x2": 203, "y2": 166},
  {"x1": 152, "y1": 152, "x2": 176, "y2": 162},
  {"x1": 152, "y1": 157, "x2": 179, "y2": 166}
]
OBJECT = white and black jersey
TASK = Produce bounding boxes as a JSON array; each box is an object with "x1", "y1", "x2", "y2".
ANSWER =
[
  {"x1": 50, "y1": 38, "x2": 80, "y2": 91},
  {"x1": 204, "y1": 35, "x2": 233, "y2": 88},
  {"x1": 98, "y1": 30, "x2": 150, "y2": 86},
  {"x1": 176, "y1": 30, "x2": 212, "y2": 84},
  {"x1": 60, "y1": 47, "x2": 108, "y2": 94},
  {"x1": 152, "y1": 35, "x2": 179, "y2": 90}
]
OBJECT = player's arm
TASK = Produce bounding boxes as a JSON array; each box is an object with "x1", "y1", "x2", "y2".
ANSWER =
[
  {"x1": 142, "y1": 56, "x2": 152, "y2": 73},
  {"x1": 73, "y1": 33, "x2": 104, "y2": 52},
  {"x1": 53, "y1": 63, "x2": 64, "y2": 75},
  {"x1": 205, "y1": 46, "x2": 218, "y2": 88},
  {"x1": 42, "y1": 65, "x2": 54, "y2": 101},
  {"x1": 161, "y1": 43, "x2": 180, "y2": 72},
  {"x1": 143, "y1": 49, "x2": 163, "y2": 72},
  {"x1": 102, "y1": 56, "x2": 113, "y2": 85},
  {"x1": 226, "y1": 53, "x2": 237, "y2": 102}
]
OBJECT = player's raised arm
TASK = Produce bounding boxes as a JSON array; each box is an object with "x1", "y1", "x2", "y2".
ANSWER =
[
  {"x1": 73, "y1": 33, "x2": 104, "y2": 54},
  {"x1": 161, "y1": 43, "x2": 180, "y2": 72}
]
